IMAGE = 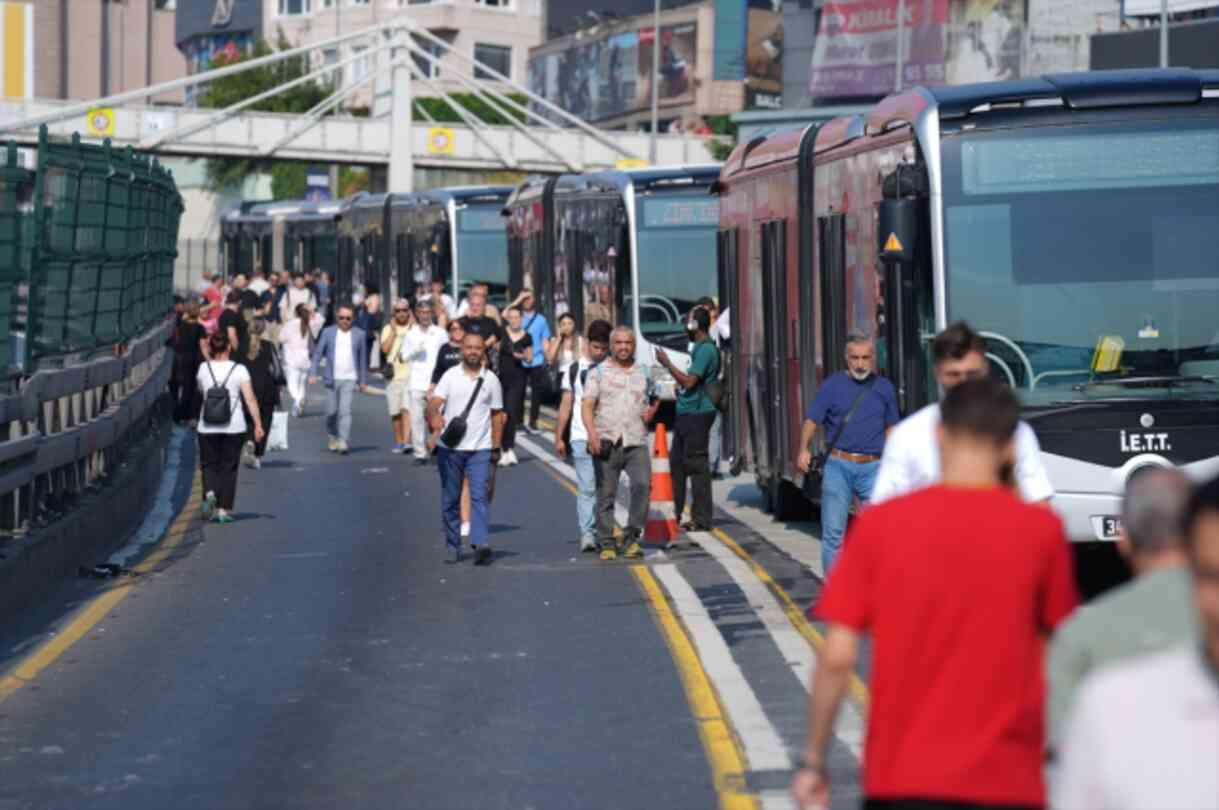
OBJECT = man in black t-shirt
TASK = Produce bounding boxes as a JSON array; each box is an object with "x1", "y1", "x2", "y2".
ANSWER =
[
  {"x1": 217, "y1": 291, "x2": 249, "y2": 360},
  {"x1": 456, "y1": 288, "x2": 502, "y2": 351},
  {"x1": 232, "y1": 273, "x2": 260, "y2": 315}
]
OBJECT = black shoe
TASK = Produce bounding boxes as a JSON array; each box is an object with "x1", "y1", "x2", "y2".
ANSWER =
[
  {"x1": 414, "y1": 456, "x2": 429, "y2": 466},
  {"x1": 681, "y1": 520, "x2": 712, "y2": 533},
  {"x1": 473, "y1": 545, "x2": 492, "y2": 566}
]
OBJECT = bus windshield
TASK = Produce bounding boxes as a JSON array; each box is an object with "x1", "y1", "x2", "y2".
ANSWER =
[
  {"x1": 632, "y1": 194, "x2": 719, "y2": 351},
  {"x1": 457, "y1": 205, "x2": 510, "y2": 305},
  {"x1": 941, "y1": 116, "x2": 1219, "y2": 405}
]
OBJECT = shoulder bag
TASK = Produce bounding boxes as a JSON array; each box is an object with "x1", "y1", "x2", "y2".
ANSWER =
[
  {"x1": 202, "y1": 362, "x2": 238, "y2": 426},
  {"x1": 268, "y1": 344, "x2": 287, "y2": 387},
  {"x1": 808, "y1": 377, "x2": 876, "y2": 479},
  {"x1": 701, "y1": 343, "x2": 728, "y2": 413},
  {"x1": 439, "y1": 375, "x2": 486, "y2": 449}
]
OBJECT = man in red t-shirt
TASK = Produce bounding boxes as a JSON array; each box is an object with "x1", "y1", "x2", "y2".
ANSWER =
[{"x1": 792, "y1": 379, "x2": 1078, "y2": 810}]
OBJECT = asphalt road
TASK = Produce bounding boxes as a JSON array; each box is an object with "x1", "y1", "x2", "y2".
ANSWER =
[{"x1": 0, "y1": 390, "x2": 861, "y2": 809}]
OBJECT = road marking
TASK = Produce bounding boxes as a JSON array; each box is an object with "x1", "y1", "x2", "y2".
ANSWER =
[
  {"x1": 652, "y1": 564, "x2": 792, "y2": 772},
  {"x1": 0, "y1": 463, "x2": 201, "y2": 705},
  {"x1": 634, "y1": 566, "x2": 759, "y2": 810},
  {"x1": 107, "y1": 428, "x2": 187, "y2": 567}
]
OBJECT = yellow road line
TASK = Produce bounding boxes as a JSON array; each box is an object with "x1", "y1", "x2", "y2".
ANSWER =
[
  {"x1": 711, "y1": 528, "x2": 870, "y2": 708},
  {"x1": 633, "y1": 567, "x2": 759, "y2": 810},
  {"x1": 0, "y1": 471, "x2": 202, "y2": 704}
]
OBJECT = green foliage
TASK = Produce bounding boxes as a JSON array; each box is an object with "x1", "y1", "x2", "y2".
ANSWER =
[
  {"x1": 201, "y1": 33, "x2": 332, "y2": 195},
  {"x1": 339, "y1": 166, "x2": 369, "y2": 197},
  {"x1": 271, "y1": 163, "x2": 308, "y2": 199},
  {"x1": 704, "y1": 114, "x2": 738, "y2": 162},
  {"x1": 412, "y1": 94, "x2": 529, "y2": 127}
]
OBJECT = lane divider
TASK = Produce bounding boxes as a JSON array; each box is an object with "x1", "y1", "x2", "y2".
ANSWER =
[
  {"x1": 634, "y1": 566, "x2": 760, "y2": 810},
  {"x1": 0, "y1": 465, "x2": 202, "y2": 704}
]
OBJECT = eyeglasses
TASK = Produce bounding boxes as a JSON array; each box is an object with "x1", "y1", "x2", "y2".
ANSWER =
[
  {"x1": 393, "y1": 309, "x2": 410, "y2": 314},
  {"x1": 337, "y1": 316, "x2": 353, "y2": 322}
]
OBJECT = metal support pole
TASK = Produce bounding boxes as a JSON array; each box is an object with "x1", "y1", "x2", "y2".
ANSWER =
[
  {"x1": 649, "y1": 0, "x2": 660, "y2": 164},
  {"x1": 895, "y1": 0, "x2": 907, "y2": 92},
  {"x1": 1160, "y1": 0, "x2": 1169, "y2": 68},
  {"x1": 389, "y1": 57, "x2": 413, "y2": 193}
]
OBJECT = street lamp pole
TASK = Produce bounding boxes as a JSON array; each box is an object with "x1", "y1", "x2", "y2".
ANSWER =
[
  {"x1": 649, "y1": 0, "x2": 660, "y2": 165},
  {"x1": 1159, "y1": 0, "x2": 1169, "y2": 68}
]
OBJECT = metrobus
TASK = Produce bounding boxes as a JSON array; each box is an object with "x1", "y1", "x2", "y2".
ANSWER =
[
  {"x1": 717, "y1": 68, "x2": 1219, "y2": 537},
  {"x1": 220, "y1": 199, "x2": 342, "y2": 281},
  {"x1": 334, "y1": 186, "x2": 513, "y2": 309},
  {"x1": 503, "y1": 166, "x2": 721, "y2": 396}
]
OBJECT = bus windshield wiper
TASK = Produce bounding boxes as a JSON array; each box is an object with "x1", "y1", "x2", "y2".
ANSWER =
[{"x1": 1073, "y1": 374, "x2": 1219, "y2": 391}]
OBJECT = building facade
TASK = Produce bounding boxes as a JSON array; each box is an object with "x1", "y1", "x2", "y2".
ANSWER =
[
  {"x1": 527, "y1": 0, "x2": 783, "y2": 133},
  {"x1": 0, "y1": 0, "x2": 185, "y2": 103}
]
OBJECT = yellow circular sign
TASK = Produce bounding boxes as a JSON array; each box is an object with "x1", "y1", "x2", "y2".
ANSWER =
[
  {"x1": 427, "y1": 127, "x2": 455, "y2": 154},
  {"x1": 86, "y1": 108, "x2": 115, "y2": 136}
]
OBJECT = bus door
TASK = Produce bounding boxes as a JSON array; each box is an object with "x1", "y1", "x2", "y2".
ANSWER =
[
  {"x1": 877, "y1": 169, "x2": 933, "y2": 414},
  {"x1": 717, "y1": 227, "x2": 740, "y2": 465},
  {"x1": 759, "y1": 219, "x2": 788, "y2": 480}
]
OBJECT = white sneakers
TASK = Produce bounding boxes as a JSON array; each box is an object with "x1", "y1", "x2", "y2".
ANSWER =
[{"x1": 497, "y1": 449, "x2": 520, "y2": 467}]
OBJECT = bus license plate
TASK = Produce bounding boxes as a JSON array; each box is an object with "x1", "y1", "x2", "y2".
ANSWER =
[{"x1": 1094, "y1": 516, "x2": 1122, "y2": 540}]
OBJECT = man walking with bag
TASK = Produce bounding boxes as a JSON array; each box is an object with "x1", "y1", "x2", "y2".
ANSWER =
[
  {"x1": 429, "y1": 333, "x2": 505, "y2": 565},
  {"x1": 582, "y1": 327, "x2": 660, "y2": 562},
  {"x1": 555, "y1": 319, "x2": 612, "y2": 552},
  {"x1": 309, "y1": 304, "x2": 369, "y2": 455},
  {"x1": 796, "y1": 332, "x2": 899, "y2": 576},
  {"x1": 656, "y1": 306, "x2": 721, "y2": 534}
]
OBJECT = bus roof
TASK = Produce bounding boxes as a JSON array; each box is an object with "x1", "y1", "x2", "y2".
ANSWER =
[{"x1": 721, "y1": 69, "x2": 1219, "y2": 181}]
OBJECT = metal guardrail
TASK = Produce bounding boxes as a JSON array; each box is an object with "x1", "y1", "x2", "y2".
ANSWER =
[{"x1": 0, "y1": 318, "x2": 173, "y2": 536}]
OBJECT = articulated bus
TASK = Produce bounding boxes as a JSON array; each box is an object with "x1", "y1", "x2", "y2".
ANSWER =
[
  {"x1": 717, "y1": 68, "x2": 1219, "y2": 538},
  {"x1": 335, "y1": 186, "x2": 514, "y2": 309},
  {"x1": 503, "y1": 166, "x2": 721, "y2": 396},
  {"x1": 221, "y1": 199, "x2": 342, "y2": 281}
]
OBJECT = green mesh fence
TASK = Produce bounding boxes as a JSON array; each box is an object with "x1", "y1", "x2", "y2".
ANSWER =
[{"x1": 8, "y1": 127, "x2": 184, "y2": 369}]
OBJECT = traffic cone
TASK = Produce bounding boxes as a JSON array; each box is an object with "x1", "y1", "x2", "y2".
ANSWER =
[{"x1": 644, "y1": 423, "x2": 679, "y2": 547}]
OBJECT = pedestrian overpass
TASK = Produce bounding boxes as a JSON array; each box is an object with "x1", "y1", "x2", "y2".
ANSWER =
[{"x1": 0, "y1": 16, "x2": 717, "y2": 182}]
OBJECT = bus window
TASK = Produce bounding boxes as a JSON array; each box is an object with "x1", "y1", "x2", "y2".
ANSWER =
[
  {"x1": 633, "y1": 194, "x2": 718, "y2": 350},
  {"x1": 457, "y1": 206, "x2": 509, "y2": 306}
]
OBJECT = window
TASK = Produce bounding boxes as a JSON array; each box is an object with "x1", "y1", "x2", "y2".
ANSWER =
[
  {"x1": 350, "y1": 45, "x2": 371, "y2": 83},
  {"x1": 350, "y1": 0, "x2": 369, "y2": 5},
  {"x1": 278, "y1": 0, "x2": 310, "y2": 14},
  {"x1": 475, "y1": 0, "x2": 511, "y2": 6},
  {"x1": 322, "y1": 47, "x2": 339, "y2": 83},
  {"x1": 412, "y1": 35, "x2": 443, "y2": 78},
  {"x1": 473, "y1": 43, "x2": 511, "y2": 80}
]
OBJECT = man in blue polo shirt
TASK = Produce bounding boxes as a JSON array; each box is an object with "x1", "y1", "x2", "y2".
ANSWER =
[
  {"x1": 797, "y1": 332, "x2": 900, "y2": 576},
  {"x1": 517, "y1": 289, "x2": 552, "y2": 433}
]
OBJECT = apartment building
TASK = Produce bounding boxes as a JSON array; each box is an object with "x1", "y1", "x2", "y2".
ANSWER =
[{"x1": 0, "y1": 0, "x2": 185, "y2": 103}]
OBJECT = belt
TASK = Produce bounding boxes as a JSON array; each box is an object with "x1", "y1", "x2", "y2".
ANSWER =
[{"x1": 831, "y1": 449, "x2": 881, "y2": 464}]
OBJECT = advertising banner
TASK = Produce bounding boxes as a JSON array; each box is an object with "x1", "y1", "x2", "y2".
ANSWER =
[
  {"x1": 809, "y1": 0, "x2": 949, "y2": 98},
  {"x1": 745, "y1": 7, "x2": 784, "y2": 109},
  {"x1": 944, "y1": 0, "x2": 1025, "y2": 85}
]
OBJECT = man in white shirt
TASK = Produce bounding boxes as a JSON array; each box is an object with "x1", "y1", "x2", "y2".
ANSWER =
[
  {"x1": 403, "y1": 298, "x2": 447, "y2": 464},
  {"x1": 1053, "y1": 474, "x2": 1219, "y2": 810},
  {"x1": 554, "y1": 319, "x2": 612, "y2": 552},
  {"x1": 247, "y1": 270, "x2": 270, "y2": 296},
  {"x1": 309, "y1": 305, "x2": 369, "y2": 454},
  {"x1": 871, "y1": 321, "x2": 1053, "y2": 505},
  {"x1": 428, "y1": 333, "x2": 505, "y2": 565}
]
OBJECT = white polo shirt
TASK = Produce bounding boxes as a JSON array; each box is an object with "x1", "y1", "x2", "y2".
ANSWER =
[
  {"x1": 434, "y1": 365, "x2": 504, "y2": 452},
  {"x1": 401, "y1": 324, "x2": 447, "y2": 392},
  {"x1": 870, "y1": 402, "x2": 1053, "y2": 504},
  {"x1": 560, "y1": 358, "x2": 594, "y2": 444},
  {"x1": 1053, "y1": 645, "x2": 1219, "y2": 810}
]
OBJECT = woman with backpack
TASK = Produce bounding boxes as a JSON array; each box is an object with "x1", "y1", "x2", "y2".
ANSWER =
[
  {"x1": 241, "y1": 318, "x2": 282, "y2": 470},
  {"x1": 280, "y1": 303, "x2": 322, "y2": 417},
  {"x1": 197, "y1": 331, "x2": 264, "y2": 524}
]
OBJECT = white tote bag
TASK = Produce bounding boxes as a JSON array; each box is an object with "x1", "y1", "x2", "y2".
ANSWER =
[{"x1": 268, "y1": 411, "x2": 289, "y2": 451}]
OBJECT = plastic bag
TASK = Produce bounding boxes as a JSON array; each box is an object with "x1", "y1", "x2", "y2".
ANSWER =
[{"x1": 268, "y1": 411, "x2": 289, "y2": 451}]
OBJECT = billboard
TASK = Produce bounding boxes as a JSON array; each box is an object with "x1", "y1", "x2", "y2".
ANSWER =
[
  {"x1": 944, "y1": 0, "x2": 1025, "y2": 85},
  {"x1": 809, "y1": 0, "x2": 949, "y2": 98},
  {"x1": 0, "y1": 1, "x2": 34, "y2": 100},
  {"x1": 529, "y1": 21, "x2": 697, "y2": 124},
  {"x1": 745, "y1": 7, "x2": 784, "y2": 109}
]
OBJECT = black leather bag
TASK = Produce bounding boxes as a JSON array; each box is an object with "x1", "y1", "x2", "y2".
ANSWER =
[
  {"x1": 202, "y1": 362, "x2": 237, "y2": 426},
  {"x1": 439, "y1": 376, "x2": 485, "y2": 448}
]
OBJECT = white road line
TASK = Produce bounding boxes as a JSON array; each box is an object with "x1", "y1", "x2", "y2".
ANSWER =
[
  {"x1": 692, "y1": 530, "x2": 866, "y2": 758},
  {"x1": 107, "y1": 426, "x2": 188, "y2": 568},
  {"x1": 652, "y1": 563, "x2": 793, "y2": 773}
]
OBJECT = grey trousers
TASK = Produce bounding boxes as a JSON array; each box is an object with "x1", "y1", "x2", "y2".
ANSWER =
[
  {"x1": 593, "y1": 442, "x2": 651, "y2": 545},
  {"x1": 326, "y1": 379, "x2": 356, "y2": 443}
]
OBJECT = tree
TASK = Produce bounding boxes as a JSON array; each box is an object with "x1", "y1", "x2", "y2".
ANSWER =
[
  {"x1": 200, "y1": 33, "x2": 331, "y2": 194},
  {"x1": 411, "y1": 94, "x2": 529, "y2": 127},
  {"x1": 703, "y1": 114, "x2": 738, "y2": 162}
]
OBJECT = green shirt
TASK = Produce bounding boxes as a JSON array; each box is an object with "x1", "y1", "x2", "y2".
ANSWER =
[
  {"x1": 676, "y1": 339, "x2": 720, "y2": 416},
  {"x1": 1046, "y1": 566, "x2": 1196, "y2": 748}
]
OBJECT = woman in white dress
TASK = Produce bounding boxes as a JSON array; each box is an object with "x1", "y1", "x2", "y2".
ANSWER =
[{"x1": 278, "y1": 302, "x2": 323, "y2": 417}]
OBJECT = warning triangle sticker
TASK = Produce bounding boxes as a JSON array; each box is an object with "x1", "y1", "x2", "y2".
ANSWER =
[{"x1": 884, "y1": 233, "x2": 904, "y2": 252}]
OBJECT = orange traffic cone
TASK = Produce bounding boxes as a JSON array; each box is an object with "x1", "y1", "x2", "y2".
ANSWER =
[{"x1": 644, "y1": 423, "x2": 679, "y2": 547}]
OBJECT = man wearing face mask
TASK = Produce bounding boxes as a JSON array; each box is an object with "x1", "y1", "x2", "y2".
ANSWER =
[
  {"x1": 657, "y1": 307, "x2": 722, "y2": 535},
  {"x1": 796, "y1": 332, "x2": 900, "y2": 576}
]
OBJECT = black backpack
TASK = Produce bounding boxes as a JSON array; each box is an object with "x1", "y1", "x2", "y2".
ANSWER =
[{"x1": 202, "y1": 362, "x2": 237, "y2": 426}]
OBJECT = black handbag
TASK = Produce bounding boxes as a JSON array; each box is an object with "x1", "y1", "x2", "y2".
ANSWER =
[
  {"x1": 202, "y1": 362, "x2": 237, "y2": 426},
  {"x1": 808, "y1": 377, "x2": 876, "y2": 479},
  {"x1": 268, "y1": 346, "x2": 287, "y2": 387},
  {"x1": 439, "y1": 375, "x2": 485, "y2": 448}
]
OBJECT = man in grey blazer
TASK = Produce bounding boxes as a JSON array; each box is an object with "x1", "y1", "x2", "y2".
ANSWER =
[{"x1": 309, "y1": 304, "x2": 369, "y2": 454}]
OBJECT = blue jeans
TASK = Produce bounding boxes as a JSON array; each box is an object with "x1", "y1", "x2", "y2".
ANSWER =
[
  {"x1": 820, "y1": 456, "x2": 879, "y2": 577},
  {"x1": 438, "y1": 448, "x2": 491, "y2": 551},
  {"x1": 570, "y1": 440, "x2": 597, "y2": 541},
  {"x1": 325, "y1": 379, "x2": 356, "y2": 443}
]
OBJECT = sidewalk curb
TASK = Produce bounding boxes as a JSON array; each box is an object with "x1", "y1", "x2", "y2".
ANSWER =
[{"x1": 0, "y1": 397, "x2": 179, "y2": 623}]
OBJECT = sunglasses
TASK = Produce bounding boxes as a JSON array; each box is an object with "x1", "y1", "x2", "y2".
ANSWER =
[
  {"x1": 337, "y1": 316, "x2": 353, "y2": 322},
  {"x1": 393, "y1": 308, "x2": 410, "y2": 313}
]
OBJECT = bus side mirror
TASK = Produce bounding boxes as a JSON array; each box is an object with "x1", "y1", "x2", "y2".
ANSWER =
[{"x1": 877, "y1": 198, "x2": 918, "y2": 264}]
